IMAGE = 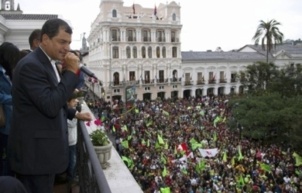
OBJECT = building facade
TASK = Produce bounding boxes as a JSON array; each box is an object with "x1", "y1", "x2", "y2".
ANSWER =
[
  {"x1": 88, "y1": 0, "x2": 182, "y2": 102},
  {"x1": 0, "y1": 0, "x2": 57, "y2": 49}
]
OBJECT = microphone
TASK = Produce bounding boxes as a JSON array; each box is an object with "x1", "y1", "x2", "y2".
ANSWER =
[
  {"x1": 80, "y1": 64, "x2": 96, "y2": 78},
  {"x1": 80, "y1": 63, "x2": 103, "y2": 86}
]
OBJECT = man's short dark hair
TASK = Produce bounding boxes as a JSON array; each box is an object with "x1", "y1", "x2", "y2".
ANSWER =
[
  {"x1": 41, "y1": 18, "x2": 73, "y2": 39},
  {"x1": 28, "y1": 29, "x2": 41, "y2": 48}
]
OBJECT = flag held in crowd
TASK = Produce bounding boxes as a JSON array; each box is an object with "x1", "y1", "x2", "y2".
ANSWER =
[{"x1": 199, "y1": 148, "x2": 219, "y2": 158}]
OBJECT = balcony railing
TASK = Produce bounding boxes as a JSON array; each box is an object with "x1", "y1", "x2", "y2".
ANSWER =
[
  {"x1": 127, "y1": 37, "x2": 136, "y2": 42},
  {"x1": 77, "y1": 121, "x2": 112, "y2": 193},
  {"x1": 170, "y1": 77, "x2": 181, "y2": 83},
  {"x1": 219, "y1": 79, "x2": 227, "y2": 83},
  {"x1": 143, "y1": 37, "x2": 151, "y2": 42},
  {"x1": 230, "y1": 78, "x2": 237, "y2": 83},
  {"x1": 184, "y1": 80, "x2": 192, "y2": 85},
  {"x1": 197, "y1": 80, "x2": 205, "y2": 85},
  {"x1": 208, "y1": 79, "x2": 216, "y2": 84}
]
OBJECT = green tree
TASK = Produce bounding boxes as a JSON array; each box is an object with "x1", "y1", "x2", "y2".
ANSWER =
[
  {"x1": 252, "y1": 19, "x2": 284, "y2": 63},
  {"x1": 270, "y1": 63, "x2": 302, "y2": 97},
  {"x1": 229, "y1": 93, "x2": 302, "y2": 148},
  {"x1": 239, "y1": 61, "x2": 278, "y2": 95}
]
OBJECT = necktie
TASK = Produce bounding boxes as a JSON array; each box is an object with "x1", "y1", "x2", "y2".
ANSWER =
[{"x1": 50, "y1": 60, "x2": 61, "y2": 83}]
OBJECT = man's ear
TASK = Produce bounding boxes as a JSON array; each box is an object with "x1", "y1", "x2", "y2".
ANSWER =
[
  {"x1": 41, "y1": 34, "x2": 49, "y2": 42},
  {"x1": 34, "y1": 38, "x2": 40, "y2": 46}
]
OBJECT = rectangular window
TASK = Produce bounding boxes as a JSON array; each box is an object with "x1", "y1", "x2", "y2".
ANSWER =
[
  {"x1": 127, "y1": 29, "x2": 136, "y2": 41},
  {"x1": 144, "y1": 71, "x2": 150, "y2": 83},
  {"x1": 171, "y1": 31, "x2": 176, "y2": 42},
  {"x1": 112, "y1": 46, "x2": 119, "y2": 58},
  {"x1": 129, "y1": 71, "x2": 135, "y2": 81},
  {"x1": 156, "y1": 30, "x2": 165, "y2": 42},
  {"x1": 142, "y1": 29, "x2": 150, "y2": 42},
  {"x1": 197, "y1": 72, "x2": 204, "y2": 84},
  {"x1": 159, "y1": 70, "x2": 164, "y2": 83},
  {"x1": 111, "y1": 29, "x2": 119, "y2": 41},
  {"x1": 172, "y1": 47, "x2": 177, "y2": 58}
]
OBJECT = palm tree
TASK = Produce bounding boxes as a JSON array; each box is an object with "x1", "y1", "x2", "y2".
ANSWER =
[{"x1": 252, "y1": 19, "x2": 284, "y2": 63}]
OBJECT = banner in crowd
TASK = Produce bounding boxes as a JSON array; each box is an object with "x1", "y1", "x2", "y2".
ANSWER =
[{"x1": 199, "y1": 148, "x2": 219, "y2": 157}]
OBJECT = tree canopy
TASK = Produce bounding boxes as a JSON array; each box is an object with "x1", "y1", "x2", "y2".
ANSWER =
[{"x1": 229, "y1": 62, "x2": 302, "y2": 149}]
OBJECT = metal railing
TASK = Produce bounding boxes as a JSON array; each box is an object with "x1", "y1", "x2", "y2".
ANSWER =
[{"x1": 77, "y1": 121, "x2": 112, "y2": 193}]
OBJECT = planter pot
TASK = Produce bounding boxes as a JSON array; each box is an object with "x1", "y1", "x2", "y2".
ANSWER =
[{"x1": 93, "y1": 141, "x2": 112, "y2": 169}]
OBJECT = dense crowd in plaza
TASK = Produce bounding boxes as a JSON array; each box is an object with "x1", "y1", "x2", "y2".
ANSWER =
[{"x1": 85, "y1": 92, "x2": 302, "y2": 193}]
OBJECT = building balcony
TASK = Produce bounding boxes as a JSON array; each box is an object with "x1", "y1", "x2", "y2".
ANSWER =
[
  {"x1": 170, "y1": 77, "x2": 181, "y2": 83},
  {"x1": 127, "y1": 37, "x2": 136, "y2": 42},
  {"x1": 184, "y1": 80, "x2": 193, "y2": 86},
  {"x1": 197, "y1": 80, "x2": 205, "y2": 85},
  {"x1": 219, "y1": 79, "x2": 227, "y2": 83},
  {"x1": 208, "y1": 79, "x2": 216, "y2": 84},
  {"x1": 53, "y1": 96, "x2": 143, "y2": 193},
  {"x1": 230, "y1": 78, "x2": 237, "y2": 83},
  {"x1": 142, "y1": 37, "x2": 151, "y2": 42},
  {"x1": 141, "y1": 79, "x2": 152, "y2": 85},
  {"x1": 157, "y1": 78, "x2": 169, "y2": 84},
  {"x1": 111, "y1": 37, "x2": 121, "y2": 42},
  {"x1": 171, "y1": 37, "x2": 179, "y2": 43},
  {"x1": 157, "y1": 37, "x2": 166, "y2": 42}
]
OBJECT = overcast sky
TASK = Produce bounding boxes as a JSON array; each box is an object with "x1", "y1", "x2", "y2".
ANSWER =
[{"x1": 16, "y1": 0, "x2": 302, "y2": 51}]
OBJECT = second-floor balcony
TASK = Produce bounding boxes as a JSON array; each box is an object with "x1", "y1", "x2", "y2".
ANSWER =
[
  {"x1": 157, "y1": 37, "x2": 166, "y2": 42},
  {"x1": 127, "y1": 37, "x2": 136, "y2": 42},
  {"x1": 143, "y1": 37, "x2": 151, "y2": 42},
  {"x1": 208, "y1": 79, "x2": 216, "y2": 84},
  {"x1": 171, "y1": 77, "x2": 181, "y2": 83},
  {"x1": 112, "y1": 80, "x2": 139, "y2": 87},
  {"x1": 171, "y1": 37, "x2": 179, "y2": 43},
  {"x1": 157, "y1": 78, "x2": 169, "y2": 84},
  {"x1": 184, "y1": 80, "x2": 193, "y2": 86},
  {"x1": 197, "y1": 79, "x2": 205, "y2": 85},
  {"x1": 219, "y1": 79, "x2": 227, "y2": 83},
  {"x1": 111, "y1": 37, "x2": 121, "y2": 42},
  {"x1": 230, "y1": 78, "x2": 237, "y2": 83}
]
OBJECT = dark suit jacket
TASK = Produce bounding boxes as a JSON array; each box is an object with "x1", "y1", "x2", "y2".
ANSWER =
[{"x1": 8, "y1": 47, "x2": 79, "y2": 175}]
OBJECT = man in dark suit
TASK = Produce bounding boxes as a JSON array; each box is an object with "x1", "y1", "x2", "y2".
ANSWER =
[{"x1": 8, "y1": 18, "x2": 91, "y2": 193}]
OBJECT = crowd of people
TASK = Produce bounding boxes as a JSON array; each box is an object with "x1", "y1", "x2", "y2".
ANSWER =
[
  {"x1": 1, "y1": 17, "x2": 302, "y2": 193},
  {"x1": 86, "y1": 95, "x2": 302, "y2": 193}
]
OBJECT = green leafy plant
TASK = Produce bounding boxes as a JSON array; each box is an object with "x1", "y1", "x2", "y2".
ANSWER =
[{"x1": 89, "y1": 129, "x2": 110, "y2": 146}]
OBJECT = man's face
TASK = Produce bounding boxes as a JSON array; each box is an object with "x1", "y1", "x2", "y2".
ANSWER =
[{"x1": 41, "y1": 27, "x2": 71, "y2": 61}]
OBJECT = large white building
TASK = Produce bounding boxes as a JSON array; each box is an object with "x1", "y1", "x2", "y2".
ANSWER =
[
  {"x1": 88, "y1": 0, "x2": 182, "y2": 102},
  {"x1": 87, "y1": 0, "x2": 302, "y2": 102},
  {"x1": 1, "y1": 0, "x2": 302, "y2": 103},
  {"x1": 0, "y1": 0, "x2": 57, "y2": 49}
]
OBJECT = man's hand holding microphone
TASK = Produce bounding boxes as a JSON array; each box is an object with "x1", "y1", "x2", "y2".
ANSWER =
[{"x1": 63, "y1": 51, "x2": 80, "y2": 75}]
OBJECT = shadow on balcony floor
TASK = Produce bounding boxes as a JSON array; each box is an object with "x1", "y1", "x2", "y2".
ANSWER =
[
  {"x1": 53, "y1": 173, "x2": 80, "y2": 193},
  {"x1": 54, "y1": 182, "x2": 80, "y2": 193}
]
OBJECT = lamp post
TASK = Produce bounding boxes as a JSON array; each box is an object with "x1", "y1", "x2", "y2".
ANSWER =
[{"x1": 109, "y1": 42, "x2": 112, "y2": 106}]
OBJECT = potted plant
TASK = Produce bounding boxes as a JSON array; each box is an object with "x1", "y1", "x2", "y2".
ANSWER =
[{"x1": 89, "y1": 128, "x2": 112, "y2": 169}]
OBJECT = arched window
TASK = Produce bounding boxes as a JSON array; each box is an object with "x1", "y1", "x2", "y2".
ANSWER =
[
  {"x1": 172, "y1": 13, "x2": 176, "y2": 21},
  {"x1": 148, "y1": 46, "x2": 152, "y2": 58},
  {"x1": 156, "y1": 47, "x2": 160, "y2": 58},
  {"x1": 126, "y1": 46, "x2": 131, "y2": 58},
  {"x1": 112, "y1": 9, "x2": 117, "y2": 17},
  {"x1": 142, "y1": 46, "x2": 146, "y2": 58},
  {"x1": 133, "y1": 46, "x2": 137, "y2": 58},
  {"x1": 5, "y1": 1, "x2": 11, "y2": 10},
  {"x1": 113, "y1": 72, "x2": 120, "y2": 85},
  {"x1": 162, "y1": 47, "x2": 166, "y2": 58}
]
